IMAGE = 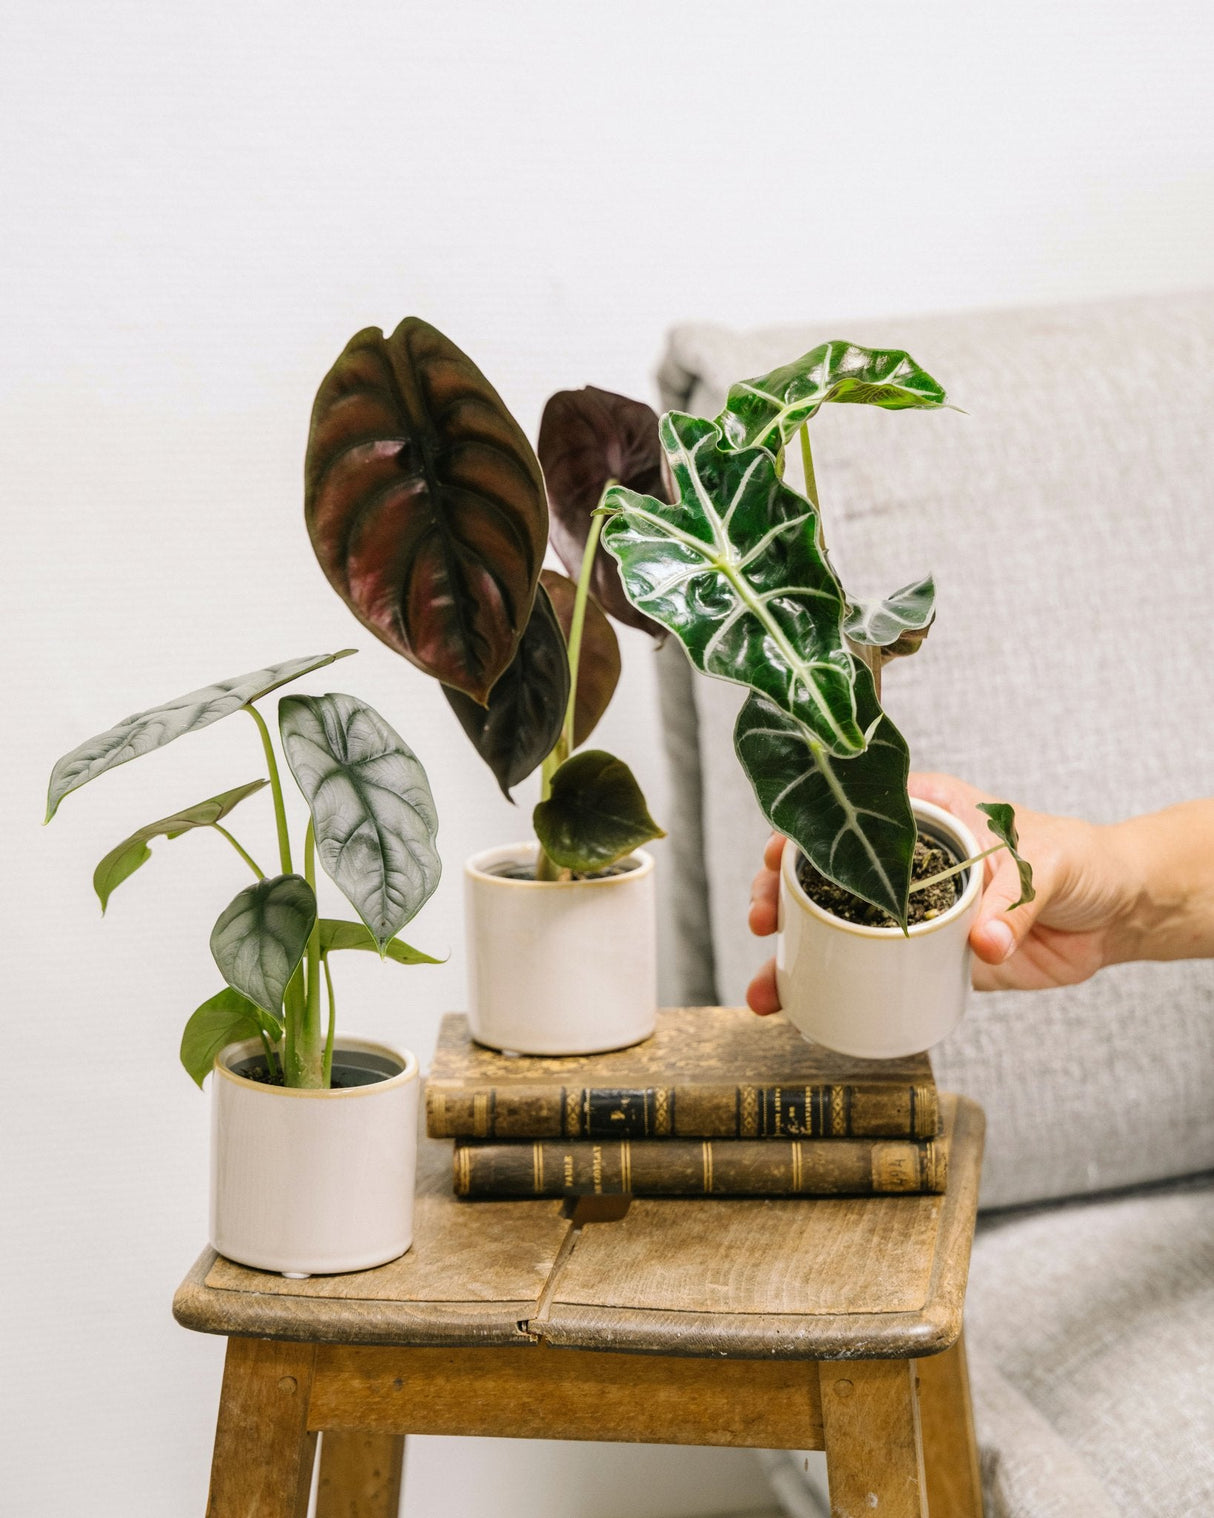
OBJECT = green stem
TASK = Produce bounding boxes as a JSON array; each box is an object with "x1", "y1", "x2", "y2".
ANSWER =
[
  {"x1": 798, "y1": 424, "x2": 819, "y2": 510},
  {"x1": 909, "y1": 843, "x2": 1005, "y2": 896},
  {"x1": 321, "y1": 954, "x2": 336, "y2": 1086},
  {"x1": 257, "y1": 1027, "x2": 280, "y2": 1082},
  {"x1": 244, "y1": 703, "x2": 293, "y2": 875},
  {"x1": 211, "y1": 824, "x2": 265, "y2": 879},
  {"x1": 293, "y1": 818, "x2": 325, "y2": 1087},
  {"x1": 562, "y1": 493, "x2": 611, "y2": 757}
]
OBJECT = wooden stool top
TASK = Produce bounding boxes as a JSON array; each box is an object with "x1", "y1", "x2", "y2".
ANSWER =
[{"x1": 175, "y1": 1093, "x2": 982, "y2": 1361}]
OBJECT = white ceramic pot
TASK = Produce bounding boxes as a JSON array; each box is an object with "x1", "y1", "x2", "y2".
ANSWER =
[
  {"x1": 210, "y1": 1036, "x2": 419, "y2": 1276},
  {"x1": 465, "y1": 843, "x2": 657, "y2": 1055},
  {"x1": 776, "y1": 799, "x2": 982, "y2": 1059}
]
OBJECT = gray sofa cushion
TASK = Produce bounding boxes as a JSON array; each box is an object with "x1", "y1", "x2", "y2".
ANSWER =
[{"x1": 655, "y1": 292, "x2": 1214, "y2": 1209}]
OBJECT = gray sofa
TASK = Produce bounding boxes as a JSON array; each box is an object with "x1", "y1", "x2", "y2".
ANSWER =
[{"x1": 652, "y1": 292, "x2": 1214, "y2": 1516}]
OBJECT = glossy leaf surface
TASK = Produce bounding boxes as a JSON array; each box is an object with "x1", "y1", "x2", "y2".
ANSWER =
[
  {"x1": 92, "y1": 780, "x2": 268, "y2": 912},
  {"x1": 717, "y1": 341, "x2": 949, "y2": 454},
  {"x1": 317, "y1": 918, "x2": 444, "y2": 965},
  {"x1": 533, "y1": 749, "x2": 664, "y2": 872},
  {"x1": 539, "y1": 569, "x2": 620, "y2": 748},
  {"x1": 306, "y1": 318, "x2": 548, "y2": 703},
  {"x1": 734, "y1": 659, "x2": 915, "y2": 924},
  {"x1": 45, "y1": 651, "x2": 353, "y2": 821},
  {"x1": 442, "y1": 582, "x2": 569, "y2": 797},
  {"x1": 278, "y1": 692, "x2": 441, "y2": 949},
  {"x1": 210, "y1": 874, "x2": 317, "y2": 1014},
  {"x1": 180, "y1": 987, "x2": 281, "y2": 1090},
  {"x1": 602, "y1": 413, "x2": 864, "y2": 755},
  {"x1": 844, "y1": 574, "x2": 936, "y2": 660},
  {"x1": 538, "y1": 386, "x2": 666, "y2": 637},
  {"x1": 976, "y1": 801, "x2": 1036, "y2": 909}
]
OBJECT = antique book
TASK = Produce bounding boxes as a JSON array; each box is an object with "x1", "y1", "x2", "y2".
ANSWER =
[
  {"x1": 453, "y1": 1129, "x2": 948, "y2": 1198},
  {"x1": 426, "y1": 1008, "x2": 938, "y2": 1141}
]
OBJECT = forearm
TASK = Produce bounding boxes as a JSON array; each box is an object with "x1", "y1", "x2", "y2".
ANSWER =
[{"x1": 1107, "y1": 800, "x2": 1214, "y2": 964}]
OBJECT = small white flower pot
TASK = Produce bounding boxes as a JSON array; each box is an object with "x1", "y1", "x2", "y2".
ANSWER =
[
  {"x1": 210, "y1": 1036, "x2": 419, "y2": 1276},
  {"x1": 465, "y1": 843, "x2": 657, "y2": 1055},
  {"x1": 776, "y1": 799, "x2": 982, "y2": 1059}
]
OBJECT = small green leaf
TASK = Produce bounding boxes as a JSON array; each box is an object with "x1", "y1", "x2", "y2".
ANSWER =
[
  {"x1": 179, "y1": 987, "x2": 281, "y2": 1090},
  {"x1": 45, "y1": 650, "x2": 354, "y2": 820},
  {"x1": 976, "y1": 802, "x2": 1036, "y2": 910},
  {"x1": 210, "y1": 874, "x2": 317, "y2": 1013},
  {"x1": 93, "y1": 780, "x2": 268, "y2": 911},
  {"x1": 533, "y1": 749, "x2": 664, "y2": 873},
  {"x1": 844, "y1": 575, "x2": 935, "y2": 659},
  {"x1": 318, "y1": 918, "x2": 444, "y2": 965}
]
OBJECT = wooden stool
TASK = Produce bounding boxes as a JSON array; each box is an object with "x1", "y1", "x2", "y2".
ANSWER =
[{"x1": 175, "y1": 1093, "x2": 984, "y2": 1518}]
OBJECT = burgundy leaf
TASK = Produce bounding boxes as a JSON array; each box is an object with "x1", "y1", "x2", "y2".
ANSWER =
[{"x1": 540, "y1": 569, "x2": 621, "y2": 749}]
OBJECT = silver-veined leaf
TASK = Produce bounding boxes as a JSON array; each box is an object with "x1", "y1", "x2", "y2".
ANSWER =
[
  {"x1": 733, "y1": 659, "x2": 915, "y2": 925},
  {"x1": 93, "y1": 780, "x2": 268, "y2": 912},
  {"x1": 976, "y1": 802, "x2": 1036, "y2": 909},
  {"x1": 45, "y1": 650, "x2": 354, "y2": 821},
  {"x1": 318, "y1": 918, "x2": 444, "y2": 965},
  {"x1": 179, "y1": 987, "x2": 282, "y2": 1090},
  {"x1": 602, "y1": 412, "x2": 863, "y2": 756},
  {"x1": 717, "y1": 341, "x2": 949, "y2": 455},
  {"x1": 532, "y1": 749, "x2": 664, "y2": 873},
  {"x1": 844, "y1": 575, "x2": 936, "y2": 661},
  {"x1": 210, "y1": 874, "x2": 317, "y2": 1014},
  {"x1": 278, "y1": 693, "x2": 441, "y2": 950}
]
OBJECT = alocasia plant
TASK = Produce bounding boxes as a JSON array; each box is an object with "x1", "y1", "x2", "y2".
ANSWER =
[
  {"x1": 46, "y1": 650, "x2": 442, "y2": 1088},
  {"x1": 305, "y1": 320, "x2": 665, "y2": 880},
  {"x1": 600, "y1": 341, "x2": 1034, "y2": 929}
]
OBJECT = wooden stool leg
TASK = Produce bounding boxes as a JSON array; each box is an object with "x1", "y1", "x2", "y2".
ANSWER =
[
  {"x1": 917, "y1": 1331, "x2": 984, "y2": 1518},
  {"x1": 316, "y1": 1432, "x2": 406, "y2": 1518},
  {"x1": 819, "y1": 1358, "x2": 927, "y2": 1518},
  {"x1": 206, "y1": 1337, "x2": 318, "y2": 1518}
]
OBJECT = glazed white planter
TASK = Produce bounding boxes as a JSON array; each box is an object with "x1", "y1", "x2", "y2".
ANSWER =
[
  {"x1": 776, "y1": 799, "x2": 982, "y2": 1059},
  {"x1": 210, "y1": 1036, "x2": 419, "y2": 1276},
  {"x1": 465, "y1": 843, "x2": 657, "y2": 1055}
]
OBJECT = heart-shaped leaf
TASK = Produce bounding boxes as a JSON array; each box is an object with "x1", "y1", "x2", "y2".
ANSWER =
[
  {"x1": 538, "y1": 386, "x2": 666, "y2": 638},
  {"x1": 305, "y1": 319, "x2": 548, "y2": 704},
  {"x1": 179, "y1": 987, "x2": 282, "y2": 1090},
  {"x1": 602, "y1": 413, "x2": 864, "y2": 756},
  {"x1": 532, "y1": 749, "x2": 664, "y2": 872},
  {"x1": 278, "y1": 692, "x2": 441, "y2": 949},
  {"x1": 318, "y1": 918, "x2": 444, "y2": 965},
  {"x1": 716, "y1": 341, "x2": 949, "y2": 454},
  {"x1": 844, "y1": 574, "x2": 936, "y2": 661},
  {"x1": 442, "y1": 582, "x2": 569, "y2": 797},
  {"x1": 45, "y1": 650, "x2": 354, "y2": 821},
  {"x1": 539, "y1": 569, "x2": 620, "y2": 749},
  {"x1": 734, "y1": 659, "x2": 916, "y2": 925},
  {"x1": 210, "y1": 874, "x2": 317, "y2": 1014},
  {"x1": 93, "y1": 780, "x2": 268, "y2": 912},
  {"x1": 976, "y1": 801, "x2": 1036, "y2": 909}
]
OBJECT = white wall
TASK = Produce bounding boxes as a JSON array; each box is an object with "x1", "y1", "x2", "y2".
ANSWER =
[{"x1": 3, "y1": 3, "x2": 1211, "y2": 1514}]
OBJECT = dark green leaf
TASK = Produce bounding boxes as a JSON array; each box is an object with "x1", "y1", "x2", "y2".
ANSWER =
[
  {"x1": 278, "y1": 692, "x2": 441, "y2": 949},
  {"x1": 45, "y1": 651, "x2": 354, "y2": 821},
  {"x1": 976, "y1": 802, "x2": 1036, "y2": 909},
  {"x1": 602, "y1": 413, "x2": 863, "y2": 755},
  {"x1": 533, "y1": 749, "x2": 664, "y2": 873},
  {"x1": 210, "y1": 874, "x2": 317, "y2": 1014},
  {"x1": 318, "y1": 918, "x2": 444, "y2": 965},
  {"x1": 716, "y1": 341, "x2": 949, "y2": 454},
  {"x1": 305, "y1": 319, "x2": 548, "y2": 704},
  {"x1": 538, "y1": 386, "x2": 666, "y2": 638},
  {"x1": 442, "y1": 582, "x2": 569, "y2": 797},
  {"x1": 92, "y1": 780, "x2": 268, "y2": 912},
  {"x1": 733, "y1": 658, "x2": 915, "y2": 925},
  {"x1": 180, "y1": 987, "x2": 282, "y2": 1090},
  {"x1": 844, "y1": 575, "x2": 936, "y2": 661},
  {"x1": 540, "y1": 569, "x2": 620, "y2": 749}
]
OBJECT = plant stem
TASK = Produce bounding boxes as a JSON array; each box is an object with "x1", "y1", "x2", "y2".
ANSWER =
[
  {"x1": 561, "y1": 493, "x2": 611, "y2": 757},
  {"x1": 244, "y1": 703, "x2": 294, "y2": 875},
  {"x1": 211, "y1": 824, "x2": 265, "y2": 879},
  {"x1": 909, "y1": 843, "x2": 1005, "y2": 896},
  {"x1": 291, "y1": 818, "x2": 325, "y2": 1088},
  {"x1": 321, "y1": 954, "x2": 336, "y2": 1086},
  {"x1": 257, "y1": 1026, "x2": 280, "y2": 1081},
  {"x1": 798, "y1": 424, "x2": 819, "y2": 509}
]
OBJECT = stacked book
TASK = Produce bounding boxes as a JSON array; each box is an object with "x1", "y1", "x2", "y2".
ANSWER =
[{"x1": 426, "y1": 1007, "x2": 947, "y2": 1199}]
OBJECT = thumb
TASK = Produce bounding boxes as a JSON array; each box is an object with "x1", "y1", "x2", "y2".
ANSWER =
[{"x1": 970, "y1": 851, "x2": 1044, "y2": 965}]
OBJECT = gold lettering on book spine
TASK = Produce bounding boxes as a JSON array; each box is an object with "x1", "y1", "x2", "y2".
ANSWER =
[
  {"x1": 830, "y1": 1087, "x2": 846, "y2": 1136},
  {"x1": 654, "y1": 1088, "x2": 671, "y2": 1136},
  {"x1": 565, "y1": 1088, "x2": 580, "y2": 1138},
  {"x1": 739, "y1": 1087, "x2": 759, "y2": 1137}
]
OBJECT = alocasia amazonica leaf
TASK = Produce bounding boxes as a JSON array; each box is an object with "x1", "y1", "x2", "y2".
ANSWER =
[
  {"x1": 539, "y1": 569, "x2": 620, "y2": 748},
  {"x1": 305, "y1": 318, "x2": 548, "y2": 704},
  {"x1": 278, "y1": 692, "x2": 441, "y2": 949},
  {"x1": 602, "y1": 413, "x2": 864, "y2": 756},
  {"x1": 716, "y1": 341, "x2": 949, "y2": 455},
  {"x1": 532, "y1": 749, "x2": 664, "y2": 873},
  {"x1": 210, "y1": 874, "x2": 317, "y2": 1014},
  {"x1": 318, "y1": 919, "x2": 444, "y2": 965},
  {"x1": 179, "y1": 987, "x2": 282, "y2": 1090},
  {"x1": 45, "y1": 650, "x2": 354, "y2": 821},
  {"x1": 538, "y1": 386, "x2": 666, "y2": 638},
  {"x1": 975, "y1": 801, "x2": 1036, "y2": 909},
  {"x1": 733, "y1": 659, "x2": 916, "y2": 925},
  {"x1": 844, "y1": 575, "x2": 936, "y2": 660},
  {"x1": 442, "y1": 582, "x2": 570, "y2": 797},
  {"x1": 93, "y1": 780, "x2": 268, "y2": 912}
]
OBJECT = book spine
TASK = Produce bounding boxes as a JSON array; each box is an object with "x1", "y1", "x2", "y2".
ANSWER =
[
  {"x1": 428, "y1": 1081, "x2": 938, "y2": 1140},
  {"x1": 452, "y1": 1136, "x2": 947, "y2": 1198}
]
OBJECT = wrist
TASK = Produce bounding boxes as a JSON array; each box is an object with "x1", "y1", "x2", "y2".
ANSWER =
[{"x1": 1103, "y1": 803, "x2": 1214, "y2": 964}]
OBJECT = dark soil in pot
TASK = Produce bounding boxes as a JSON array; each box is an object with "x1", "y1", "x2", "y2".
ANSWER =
[
  {"x1": 489, "y1": 857, "x2": 639, "y2": 883},
  {"x1": 797, "y1": 835, "x2": 964, "y2": 929},
  {"x1": 230, "y1": 1049, "x2": 400, "y2": 1089}
]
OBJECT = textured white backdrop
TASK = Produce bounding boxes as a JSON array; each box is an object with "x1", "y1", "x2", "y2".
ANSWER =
[{"x1": 3, "y1": 3, "x2": 1212, "y2": 1514}]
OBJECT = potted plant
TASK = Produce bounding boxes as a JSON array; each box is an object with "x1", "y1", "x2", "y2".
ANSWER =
[
  {"x1": 599, "y1": 341, "x2": 1034, "y2": 1058},
  {"x1": 303, "y1": 318, "x2": 666, "y2": 1055},
  {"x1": 45, "y1": 648, "x2": 442, "y2": 1274}
]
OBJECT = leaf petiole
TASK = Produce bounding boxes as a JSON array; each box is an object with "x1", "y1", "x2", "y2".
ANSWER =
[
  {"x1": 244, "y1": 702, "x2": 293, "y2": 875},
  {"x1": 909, "y1": 842, "x2": 1005, "y2": 896},
  {"x1": 211, "y1": 823, "x2": 265, "y2": 879}
]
